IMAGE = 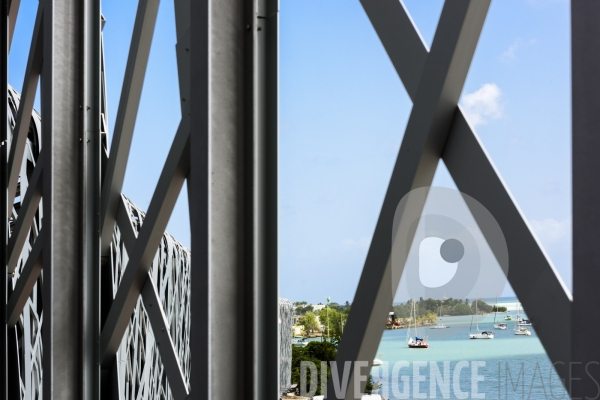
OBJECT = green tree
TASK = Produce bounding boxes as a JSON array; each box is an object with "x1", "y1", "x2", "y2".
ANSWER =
[
  {"x1": 299, "y1": 312, "x2": 320, "y2": 333},
  {"x1": 295, "y1": 304, "x2": 314, "y2": 316},
  {"x1": 471, "y1": 299, "x2": 492, "y2": 314},
  {"x1": 291, "y1": 341, "x2": 378, "y2": 396},
  {"x1": 454, "y1": 302, "x2": 473, "y2": 315},
  {"x1": 365, "y1": 375, "x2": 382, "y2": 394},
  {"x1": 319, "y1": 307, "x2": 344, "y2": 339},
  {"x1": 393, "y1": 304, "x2": 409, "y2": 319},
  {"x1": 291, "y1": 342, "x2": 337, "y2": 395}
]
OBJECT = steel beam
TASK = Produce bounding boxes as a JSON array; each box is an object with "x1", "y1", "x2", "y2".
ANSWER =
[
  {"x1": 99, "y1": 0, "x2": 160, "y2": 257},
  {"x1": 331, "y1": 2, "x2": 490, "y2": 398},
  {"x1": 6, "y1": 4, "x2": 42, "y2": 210},
  {"x1": 360, "y1": 0, "x2": 427, "y2": 103},
  {"x1": 360, "y1": 0, "x2": 572, "y2": 382},
  {"x1": 188, "y1": 0, "x2": 279, "y2": 397},
  {"x1": 252, "y1": 0, "x2": 280, "y2": 397},
  {"x1": 81, "y1": 0, "x2": 102, "y2": 398},
  {"x1": 1, "y1": 1, "x2": 9, "y2": 398},
  {"x1": 6, "y1": 232, "x2": 42, "y2": 327},
  {"x1": 115, "y1": 194, "x2": 189, "y2": 400},
  {"x1": 115, "y1": 195, "x2": 137, "y2": 249},
  {"x1": 141, "y1": 279, "x2": 189, "y2": 400},
  {"x1": 6, "y1": 153, "x2": 41, "y2": 273},
  {"x1": 188, "y1": 0, "x2": 209, "y2": 396},
  {"x1": 41, "y1": 0, "x2": 83, "y2": 397},
  {"x1": 7, "y1": 0, "x2": 19, "y2": 51},
  {"x1": 572, "y1": 1, "x2": 600, "y2": 398},
  {"x1": 100, "y1": 119, "x2": 190, "y2": 366},
  {"x1": 443, "y1": 111, "x2": 572, "y2": 371}
]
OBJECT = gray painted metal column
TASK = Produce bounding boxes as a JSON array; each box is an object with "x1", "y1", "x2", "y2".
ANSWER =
[
  {"x1": 188, "y1": 0, "x2": 279, "y2": 397},
  {"x1": 1, "y1": 1, "x2": 8, "y2": 398},
  {"x1": 572, "y1": 2, "x2": 600, "y2": 399},
  {"x1": 251, "y1": 0, "x2": 279, "y2": 397},
  {"x1": 41, "y1": 0, "x2": 94, "y2": 398},
  {"x1": 81, "y1": 0, "x2": 102, "y2": 399}
]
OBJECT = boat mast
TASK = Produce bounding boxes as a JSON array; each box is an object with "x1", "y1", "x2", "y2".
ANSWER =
[
  {"x1": 494, "y1": 295, "x2": 498, "y2": 325},
  {"x1": 475, "y1": 297, "x2": 479, "y2": 331}
]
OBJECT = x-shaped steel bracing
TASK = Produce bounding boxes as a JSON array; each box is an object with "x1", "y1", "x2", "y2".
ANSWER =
[
  {"x1": 96, "y1": 0, "x2": 191, "y2": 398},
  {"x1": 330, "y1": 1, "x2": 572, "y2": 398},
  {"x1": 4, "y1": 0, "x2": 192, "y2": 398}
]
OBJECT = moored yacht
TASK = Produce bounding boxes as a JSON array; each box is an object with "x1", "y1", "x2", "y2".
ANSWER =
[
  {"x1": 514, "y1": 327, "x2": 532, "y2": 336},
  {"x1": 406, "y1": 300, "x2": 429, "y2": 348},
  {"x1": 469, "y1": 297, "x2": 494, "y2": 339},
  {"x1": 430, "y1": 304, "x2": 449, "y2": 329},
  {"x1": 513, "y1": 303, "x2": 532, "y2": 336},
  {"x1": 373, "y1": 353, "x2": 384, "y2": 366},
  {"x1": 493, "y1": 296, "x2": 507, "y2": 329}
]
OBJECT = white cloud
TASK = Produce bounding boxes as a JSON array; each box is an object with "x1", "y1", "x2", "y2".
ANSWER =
[
  {"x1": 530, "y1": 218, "x2": 570, "y2": 244},
  {"x1": 500, "y1": 39, "x2": 522, "y2": 63},
  {"x1": 500, "y1": 38, "x2": 537, "y2": 64},
  {"x1": 341, "y1": 237, "x2": 371, "y2": 251},
  {"x1": 460, "y1": 83, "x2": 504, "y2": 127}
]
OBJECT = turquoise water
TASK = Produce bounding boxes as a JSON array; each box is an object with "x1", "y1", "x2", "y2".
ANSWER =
[{"x1": 372, "y1": 313, "x2": 568, "y2": 399}]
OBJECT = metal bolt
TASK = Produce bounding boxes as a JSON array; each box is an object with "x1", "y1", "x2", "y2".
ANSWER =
[
  {"x1": 258, "y1": 26, "x2": 262, "y2": 31},
  {"x1": 246, "y1": 24, "x2": 251, "y2": 31}
]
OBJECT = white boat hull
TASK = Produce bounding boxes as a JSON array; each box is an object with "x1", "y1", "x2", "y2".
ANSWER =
[
  {"x1": 470, "y1": 332, "x2": 494, "y2": 339},
  {"x1": 514, "y1": 329, "x2": 531, "y2": 336},
  {"x1": 430, "y1": 325, "x2": 448, "y2": 329}
]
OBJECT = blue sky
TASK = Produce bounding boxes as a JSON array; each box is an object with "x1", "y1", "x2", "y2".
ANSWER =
[
  {"x1": 279, "y1": 0, "x2": 570, "y2": 304},
  {"x1": 8, "y1": 0, "x2": 571, "y2": 306}
]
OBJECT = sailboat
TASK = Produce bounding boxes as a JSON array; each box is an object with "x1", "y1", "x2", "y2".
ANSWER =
[
  {"x1": 513, "y1": 303, "x2": 531, "y2": 336},
  {"x1": 406, "y1": 300, "x2": 429, "y2": 348},
  {"x1": 469, "y1": 297, "x2": 494, "y2": 339},
  {"x1": 493, "y1": 296, "x2": 507, "y2": 330},
  {"x1": 373, "y1": 353, "x2": 384, "y2": 366},
  {"x1": 430, "y1": 303, "x2": 449, "y2": 329}
]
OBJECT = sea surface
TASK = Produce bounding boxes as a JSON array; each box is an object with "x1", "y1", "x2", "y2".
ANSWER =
[{"x1": 371, "y1": 310, "x2": 567, "y2": 400}]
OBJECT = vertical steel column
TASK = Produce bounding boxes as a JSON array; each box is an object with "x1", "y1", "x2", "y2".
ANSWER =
[
  {"x1": 1, "y1": 1, "x2": 8, "y2": 399},
  {"x1": 572, "y1": 2, "x2": 600, "y2": 399},
  {"x1": 81, "y1": 0, "x2": 101, "y2": 399},
  {"x1": 41, "y1": 0, "x2": 89, "y2": 398},
  {"x1": 252, "y1": 0, "x2": 279, "y2": 397},
  {"x1": 189, "y1": 0, "x2": 279, "y2": 397},
  {"x1": 188, "y1": 0, "x2": 209, "y2": 396}
]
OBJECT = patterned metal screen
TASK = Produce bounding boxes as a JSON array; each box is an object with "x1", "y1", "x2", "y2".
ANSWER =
[{"x1": 7, "y1": 87, "x2": 192, "y2": 400}]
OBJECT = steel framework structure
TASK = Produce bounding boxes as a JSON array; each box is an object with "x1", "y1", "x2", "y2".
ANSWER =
[
  {"x1": 1, "y1": 0, "x2": 599, "y2": 399},
  {"x1": 2, "y1": 0, "x2": 279, "y2": 398}
]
